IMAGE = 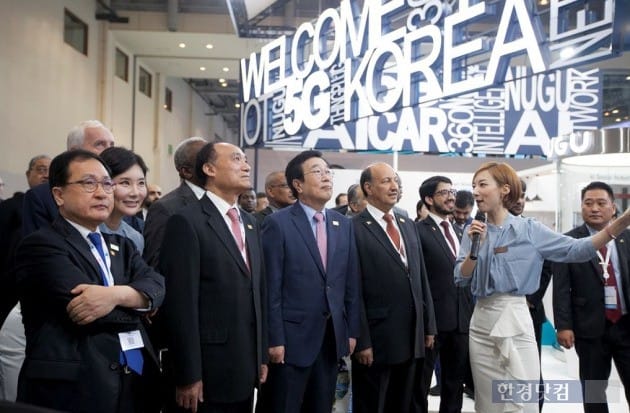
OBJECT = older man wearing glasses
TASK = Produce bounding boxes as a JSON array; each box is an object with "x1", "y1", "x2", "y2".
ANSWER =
[
  {"x1": 260, "y1": 150, "x2": 361, "y2": 413},
  {"x1": 13, "y1": 149, "x2": 164, "y2": 413},
  {"x1": 254, "y1": 171, "x2": 295, "y2": 224}
]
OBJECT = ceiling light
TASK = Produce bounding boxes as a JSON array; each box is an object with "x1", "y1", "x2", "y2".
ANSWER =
[
  {"x1": 604, "y1": 111, "x2": 610, "y2": 116},
  {"x1": 616, "y1": 118, "x2": 622, "y2": 122},
  {"x1": 222, "y1": 67, "x2": 229, "y2": 72},
  {"x1": 205, "y1": 44, "x2": 213, "y2": 49},
  {"x1": 235, "y1": 103, "x2": 241, "y2": 108},
  {"x1": 178, "y1": 43, "x2": 186, "y2": 48},
  {"x1": 200, "y1": 67, "x2": 206, "y2": 71},
  {"x1": 219, "y1": 78, "x2": 226, "y2": 83},
  {"x1": 559, "y1": 47, "x2": 574, "y2": 59},
  {"x1": 626, "y1": 75, "x2": 630, "y2": 80},
  {"x1": 612, "y1": 108, "x2": 620, "y2": 114}
]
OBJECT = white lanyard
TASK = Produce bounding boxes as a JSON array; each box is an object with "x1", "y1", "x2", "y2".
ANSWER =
[
  {"x1": 596, "y1": 244, "x2": 612, "y2": 281},
  {"x1": 88, "y1": 239, "x2": 114, "y2": 286}
]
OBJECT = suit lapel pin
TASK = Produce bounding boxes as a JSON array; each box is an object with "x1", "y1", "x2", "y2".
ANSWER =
[
  {"x1": 366, "y1": 220, "x2": 373, "y2": 225},
  {"x1": 332, "y1": 220, "x2": 339, "y2": 226},
  {"x1": 399, "y1": 217, "x2": 405, "y2": 223},
  {"x1": 110, "y1": 244, "x2": 119, "y2": 251},
  {"x1": 247, "y1": 224, "x2": 253, "y2": 230}
]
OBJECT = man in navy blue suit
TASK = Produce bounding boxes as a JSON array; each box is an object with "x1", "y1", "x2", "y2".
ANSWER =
[{"x1": 261, "y1": 150, "x2": 361, "y2": 413}]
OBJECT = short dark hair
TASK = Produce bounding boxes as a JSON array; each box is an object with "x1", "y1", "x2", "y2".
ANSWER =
[
  {"x1": 455, "y1": 190, "x2": 474, "y2": 208},
  {"x1": 285, "y1": 150, "x2": 325, "y2": 199},
  {"x1": 99, "y1": 147, "x2": 148, "y2": 178},
  {"x1": 581, "y1": 181, "x2": 614, "y2": 201},
  {"x1": 49, "y1": 150, "x2": 111, "y2": 190},
  {"x1": 256, "y1": 192, "x2": 267, "y2": 199},
  {"x1": 335, "y1": 193, "x2": 347, "y2": 206},
  {"x1": 359, "y1": 166, "x2": 373, "y2": 197},
  {"x1": 419, "y1": 176, "x2": 452, "y2": 204},
  {"x1": 195, "y1": 142, "x2": 217, "y2": 184}
]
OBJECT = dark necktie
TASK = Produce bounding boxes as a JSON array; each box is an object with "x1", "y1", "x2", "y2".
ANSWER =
[
  {"x1": 600, "y1": 245, "x2": 622, "y2": 323},
  {"x1": 440, "y1": 221, "x2": 457, "y2": 259},
  {"x1": 314, "y1": 212, "x2": 327, "y2": 270},
  {"x1": 87, "y1": 232, "x2": 144, "y2": 375},
  {"x1": 383, "y1": 213, "x2": 401, "y2": 251}
]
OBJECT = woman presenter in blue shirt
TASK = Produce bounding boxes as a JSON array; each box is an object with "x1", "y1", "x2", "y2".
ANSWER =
[{"x1": 455, "y1": 162, "x2": 630, "y2": 413}]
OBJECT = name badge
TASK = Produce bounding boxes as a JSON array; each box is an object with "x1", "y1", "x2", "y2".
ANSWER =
[
  {"x1": 118, "y1": 330, "x2": 145, "y2": 351},
  {"x1": 605, "y1": 286, "x2": 618, "y2": 309}
]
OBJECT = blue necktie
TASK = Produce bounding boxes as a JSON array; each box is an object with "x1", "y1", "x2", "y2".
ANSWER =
[
  {"x1": 87, "y1": 232, "x2": 109, "y2": 286},
  {"x1": 87, "y1": 232, "x2": 144, "y2": 375}
]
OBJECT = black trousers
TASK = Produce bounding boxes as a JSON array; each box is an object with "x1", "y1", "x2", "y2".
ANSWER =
[
  {"x1": 575, "y1": 316, "x2": 630, "y2": 413},
  {"x1": 352, "y1": 357, "x2": 418, "y2": 413},
  {"x1": 420, "y1": 331, "x2": 469, "y2": 413}
]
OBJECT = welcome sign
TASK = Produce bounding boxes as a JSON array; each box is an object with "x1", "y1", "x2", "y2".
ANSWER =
[{"x1": 240, "y1": 0, "x2": 616, "y2": 156}]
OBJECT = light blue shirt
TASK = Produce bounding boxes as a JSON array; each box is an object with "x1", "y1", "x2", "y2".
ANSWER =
[
  {"x1": 299, "y1": 201, "x2": 326, "y2": 238},
  {"x1": 455, "y1": 214, "x2": 597, "y2": 298},
  {"x1": 99, "y1": 220, "x2": 144, "y2": 254}
]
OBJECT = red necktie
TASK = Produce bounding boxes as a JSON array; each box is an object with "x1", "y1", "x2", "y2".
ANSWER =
[
  {"x1": 440, "y1": 221, "x2": 457, "y2": 259},
  {"x1": 599, "y1": 245, "x2": 622, "y2": 323},
  {"x1": 383, "y1": 214, "x2": 401, "y2": 251},
  {"x1": 227, "y1": 208, "x2": 249, "y2": 271},
  {"x1": 314, "y1": 212, "x2": 327, "y2": 270}
]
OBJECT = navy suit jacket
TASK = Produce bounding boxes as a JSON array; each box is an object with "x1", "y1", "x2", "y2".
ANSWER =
[
  {"x1": 22, "y1": 183, "x2": 58, "y2": 237},
  {"x1": 261, "y1": 202, "x2": 361, "y2": 367},
  {"x1": 14, "y1": 217, "x2": 165, "y2": 413}
]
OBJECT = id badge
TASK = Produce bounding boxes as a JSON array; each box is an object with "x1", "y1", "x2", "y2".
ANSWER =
[
  {"x1": 604, "y1": 286, "x2": 618, "y2": 309},
  {"x1": 118, "y1": 330, "x2": 145, "y2": 351}
]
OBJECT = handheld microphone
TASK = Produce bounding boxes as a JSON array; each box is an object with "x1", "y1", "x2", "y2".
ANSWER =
[{"x1": 469, "y1": 211, "x2": 486, "y2": 260}]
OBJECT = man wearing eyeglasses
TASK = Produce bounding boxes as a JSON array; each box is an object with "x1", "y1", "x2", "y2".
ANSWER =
[
  {"x1": 417, "y1": 176, "x2": 474, "y2": 413},
  {"x1": 13, "y1": 150, "x2": 165, "y2": 413},
  {"x1": 254, "y1": 171, "x2": 295, "y2": 224},
  {"x1": 260, "y1": 150, "x2": 361, "y2": 413}
]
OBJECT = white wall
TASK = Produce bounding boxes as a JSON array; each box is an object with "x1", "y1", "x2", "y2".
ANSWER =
[
  {"x1": 0, "y1": 0, "x2": 102, "y2": 194},
  {"x1": 0, "y1": 0, "x2": 218, "y2": 196}
]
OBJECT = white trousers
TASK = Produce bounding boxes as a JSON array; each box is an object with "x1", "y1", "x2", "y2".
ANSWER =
[
  {"x1": 469, "y1": 294, "x2": 540, "y2": 413},
  {"x1": 0, "y1": 304, "x2": 25, "y2": 401}
]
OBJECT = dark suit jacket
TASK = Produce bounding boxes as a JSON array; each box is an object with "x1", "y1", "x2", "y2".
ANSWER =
[
  {"x1": 13, "y1": 217, "x2": 165, "y2": 413},
  {"x1": 21, "y1": 183, "x2": 58, "y2": 237},
  {"x1": 0, "y1": 193, "x2": 25, "y2": 326},
  {"x1": 416, "y1": 217, "x2": 473, "y2": 333},
  {"x1": 159, "y1": 195, "x2": 267, "y2": 403},
  {"x1": 527, "y1": 260, "x2": 552, "y2": 328},
  {"x1": 353, "y1": 209, "x2": 436, "y2": 366},
  {"x1": 261, "y1": 202, "x2": 361, "y2": 367},
  {"x1": 253, "y1": 205, "x2": 274, "y2": 224},
  {"x1": 553, "y1": 224, "x2": 630, "y2": 338},
  {"x1": 143, "y1": 182, "x2": 198, "y2": 268}
]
